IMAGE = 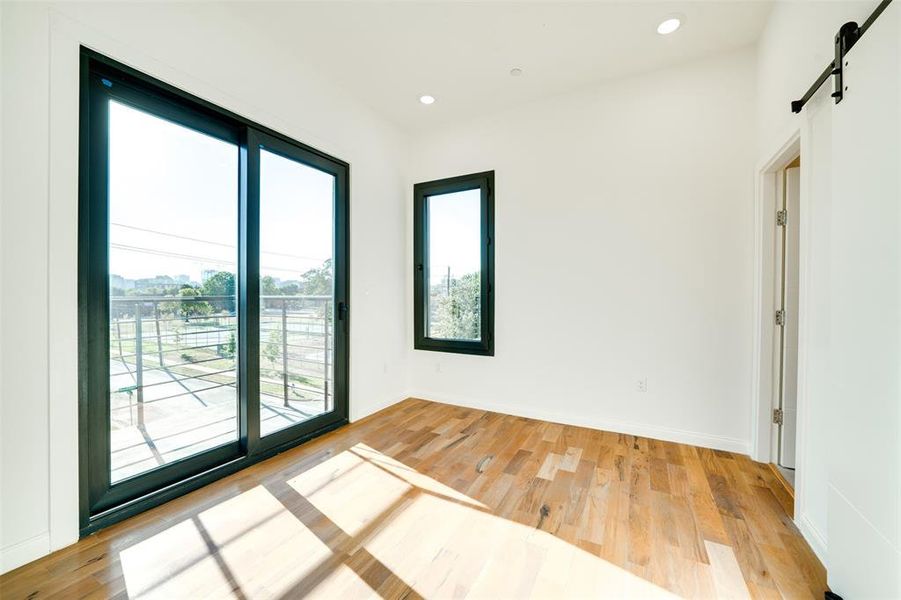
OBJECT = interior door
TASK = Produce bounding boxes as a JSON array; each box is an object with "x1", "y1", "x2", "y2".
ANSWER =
[
  {"x1": 778, "y1": 165, "x2": 800, "y2": 469},
  {"x1": 826, "y1": 3, "x2": 900, "y2": 595}
]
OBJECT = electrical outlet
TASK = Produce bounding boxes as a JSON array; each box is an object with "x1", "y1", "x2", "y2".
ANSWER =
[{"x1": 637, "y1": 377, "x2": 648, "y2": 393}]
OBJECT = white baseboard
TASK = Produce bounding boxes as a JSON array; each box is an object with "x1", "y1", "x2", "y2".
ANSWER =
[
  {"x1": 797, "y1": 513, "x2": 828, "y2": 565},
  {"x1": 408, "y1": 391, "x2": 750, "y2": 455},
  {"x1": 1, "y1": 532, "x2": 50, "y2": 575}
]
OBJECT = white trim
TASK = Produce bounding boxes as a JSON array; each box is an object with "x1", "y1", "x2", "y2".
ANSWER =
[
  {"x1": 47, "y1": 10, "x2": 82, "y2": 554},
  {"x1": 411, "y1": 392, "x2": 750, "y2": 454},
  {"x1": 792, "y1": 113, "x2": 815, "y2": 531},
  {"x1": 0, "y1": 532, "x2": 50, "y2": 575},
  {"x1": 753, "y1": 123, "x2": 825, "y2": 561},
  {"x1": 798, "y1": 513, "x2": 828, "y2": 565},
  {"x1": 750, "y1": 127, "x2": 801, "y2": 464}
]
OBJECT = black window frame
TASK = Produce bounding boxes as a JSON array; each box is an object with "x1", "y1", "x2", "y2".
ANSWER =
[
  {"x1": 78, "y1": 48, "x2": 350, "y2": 535},
  {"x1": 413, "y1": 171, "x2": 495, "y2": 356}
]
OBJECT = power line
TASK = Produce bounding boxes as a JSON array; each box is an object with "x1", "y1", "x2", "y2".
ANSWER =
[
  {"x1": 110, "y1": 243, "x2": 322, "y2": 276},
  {"x1": 110, "y1": 222, "x2": 328, "y2": 262}
]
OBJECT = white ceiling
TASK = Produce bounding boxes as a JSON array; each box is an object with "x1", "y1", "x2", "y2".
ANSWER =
[{"x1": 229, "y1": 1, "x2": 773, "y2": 132}]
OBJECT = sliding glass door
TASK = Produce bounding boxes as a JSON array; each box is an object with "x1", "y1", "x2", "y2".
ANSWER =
[
  {"x1": 80, "y1": 50, "x2": 349, "y2": 532},
  {"x1": 107, "y1": 99, "x2": 241, "y2": 485},
  {"x1": 257, "y1": 142, "x2": 336, "y2": 437}
]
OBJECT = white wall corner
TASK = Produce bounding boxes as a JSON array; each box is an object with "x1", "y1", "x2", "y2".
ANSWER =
[{"x1": 349, "y1": 393, "x2": 409, "y2": 424}]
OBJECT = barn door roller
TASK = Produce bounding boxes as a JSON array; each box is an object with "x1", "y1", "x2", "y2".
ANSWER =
[{"x1": 790, "y1": 0, "x2": 893, "y2": 113}]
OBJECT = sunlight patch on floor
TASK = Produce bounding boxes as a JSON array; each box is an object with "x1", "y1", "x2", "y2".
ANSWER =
[
  {"x1": 121, "y1": 443, "x2": 676, "y2": 598},
  {"x1": 293, "y1": 443, "x2": 675, "y2": 598},
  {"x1": 287, "y1": 444, "x2": 416, "y2": 537},
  {"x1": 120, "y1": 517, "x2": 233, "y2": 599},
  {"x1": 350, "y1": 443, "x2": 489, "y2": 508},
  {"x1": 121, "y1": 486, "x2": 369, "y2": 599},
  {"x1": 366, "y1": 489, "x2": 677, "y2": 598}
]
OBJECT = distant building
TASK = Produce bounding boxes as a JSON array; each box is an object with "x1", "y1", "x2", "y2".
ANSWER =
[
  {"x1": 135, "y1": 275, "x2": 176, "y2": 289},
  {"x1": 109, "y1": 274, "x2": 135, "y2": 291}
]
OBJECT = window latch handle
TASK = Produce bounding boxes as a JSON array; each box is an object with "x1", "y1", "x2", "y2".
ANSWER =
[{"x1": 338, "y1": 301, "x2": 349, "y2": 320}]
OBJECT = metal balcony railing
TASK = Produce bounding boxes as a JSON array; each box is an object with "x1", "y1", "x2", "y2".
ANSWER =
[{"x1": 109, "y1": 294, "x2": 333, "y2": 430}]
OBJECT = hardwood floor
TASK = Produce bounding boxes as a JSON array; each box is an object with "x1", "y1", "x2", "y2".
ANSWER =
[{"x1": 0, "y1": 398, "x2": 823, "y2": 599}]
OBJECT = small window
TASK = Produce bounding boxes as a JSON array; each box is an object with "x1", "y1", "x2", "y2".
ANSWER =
[{"x1": 413, "y1": 171, "x2": 494, "y2": 355}]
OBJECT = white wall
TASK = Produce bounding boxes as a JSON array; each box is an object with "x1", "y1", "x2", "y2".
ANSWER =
[
  {"x1": 407, "y1": 48, "x2": 758, "y2": 454},
  {"x1": 1, "y1": 2, "x2": 51, "y2": 573},
  {"x1": 0, "y1": 1, "x2": 410, "y2": 573},
  {"x1": 756, "y1": 1, "x2": 873, "y2": 157}
]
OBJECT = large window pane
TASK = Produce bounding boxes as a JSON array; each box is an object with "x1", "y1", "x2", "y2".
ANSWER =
[
  {"x1": 427, "y1": 189, "x2": 482, "y2": 341},
  {"x1": 259, "y1": 149, "x2": 335, "y2": 436},
  {"x1": 108, "y1": 101, "x2": 239, "y2": 483}
]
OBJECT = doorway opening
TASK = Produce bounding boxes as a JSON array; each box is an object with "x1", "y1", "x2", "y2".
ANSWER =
[{"x1": 772, "y1": 155, "x2": 801, "y2": 491}]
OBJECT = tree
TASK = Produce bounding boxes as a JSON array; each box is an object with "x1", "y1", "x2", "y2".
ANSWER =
[
  {"x1": 262, "y1": 326, "x2": 282, "y2": 371},
  {"x1": 159, "y1": 285, "x2": 210, "y2": 320},
  {"x1": 218, "y1": 332, "x2": 236, "y2": 359},
  {"x1": 299, "y1": 259, "x2": 333, "y2": 295},
  {"x1": 261, "y1": 275, "x2": 281, "y2": 296},
  {"x1": 431, "y1": 271, "x2": 481, "y2": 340},
  {"x1": 202, "y1": 271, "x2": 236, "y2": 312},
  {"x1": 178, "y1": 286, "x2": 211, "y2": 319},
  {"x1": 279, "y1": 282, "x2": 301, "y2": 296}
]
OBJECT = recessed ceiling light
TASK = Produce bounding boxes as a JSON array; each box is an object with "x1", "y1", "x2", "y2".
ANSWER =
[
  {"x1": 657, "y1": 17, "x2": 681, "y2": 35},
  {"x1": 419, "y1": 95, "x2": 436, "y2": 105},
  {"x1": 510, "y1": 67, "x2": 523, "y2": 77}
]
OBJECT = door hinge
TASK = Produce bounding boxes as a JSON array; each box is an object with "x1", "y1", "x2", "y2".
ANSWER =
[
  {"x1": 775, "y1": 309, "x2": 786, "y2": 326},
  {"x1": 773, "y1": 408, "x2": 784, "y2": 426},
  {"x1": 776, "y1": 209, "x2": 787, "y2": 226}
]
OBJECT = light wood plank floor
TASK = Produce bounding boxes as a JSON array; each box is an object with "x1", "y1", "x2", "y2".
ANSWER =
[{"x1": 0, "y1": 398, "x2": 823, "y2": 599}]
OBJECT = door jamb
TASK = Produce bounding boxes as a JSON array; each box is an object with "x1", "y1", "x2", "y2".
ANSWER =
[{"x1": 751, "y1": 128, "x2": 806, "y2": 522}]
